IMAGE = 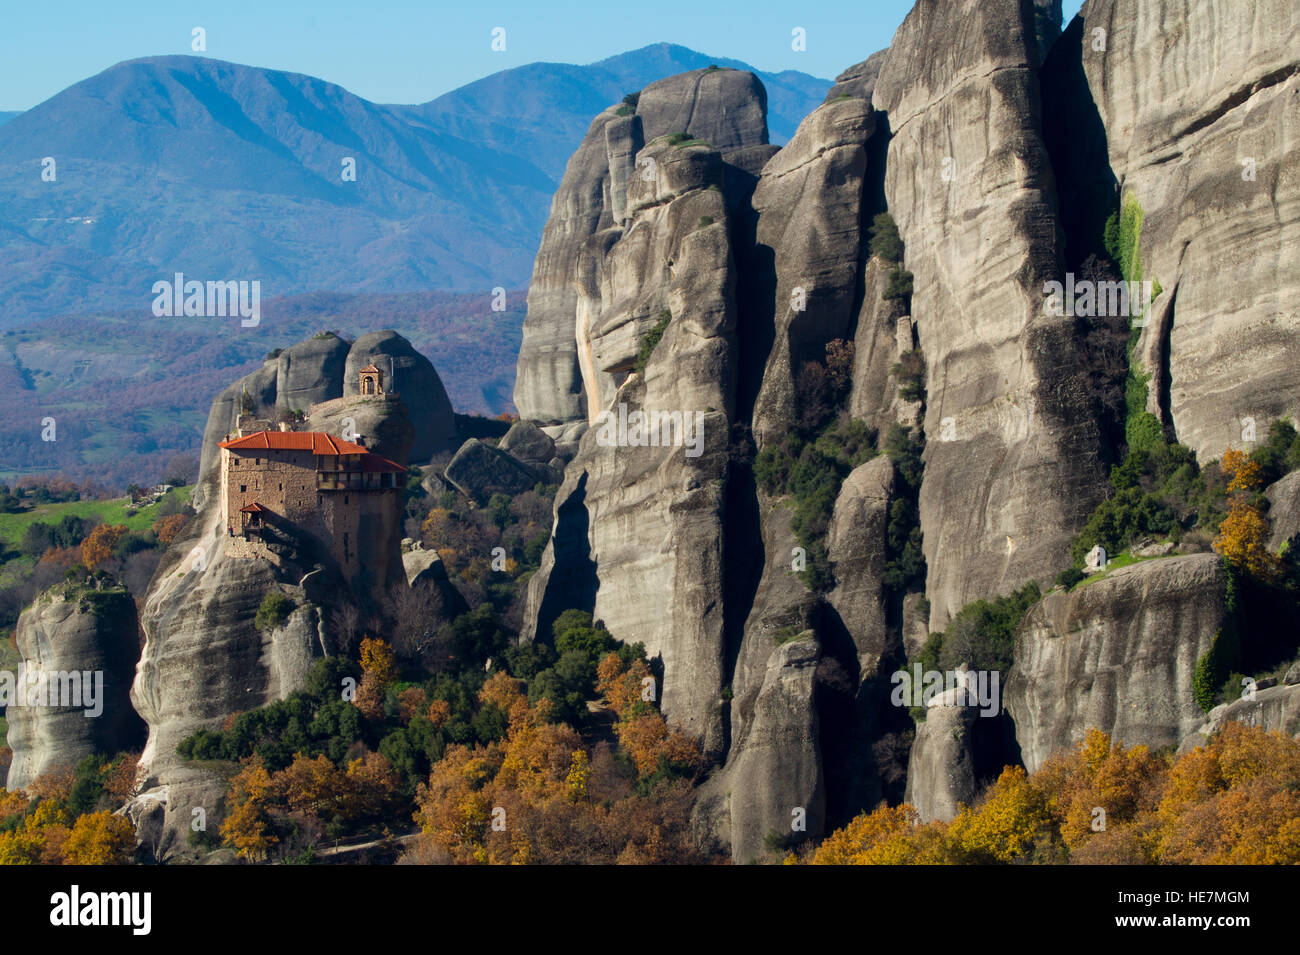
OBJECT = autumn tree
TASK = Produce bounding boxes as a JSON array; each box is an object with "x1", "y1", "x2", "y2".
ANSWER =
[
  {"x1": 63, "y1": 811, "x2": 136, "y2": 864},
  {"x1": 220, "y1": 757, "x2": 279, "y2": 861},
  {"x1": 1153, "y1": 721, "x2": 1300, "y2": 864},
  {"x1": 354, "y1": 637, "x2": 397, "y2": 720},
  {"x1": 811, "y1": 725, "x2": 1300, "y2": 866},
  {"x1": 410, "y1": 671, "x2": 711, "y2": 865},
  {"x1": 80, "y1": 523, "x2": 128, "y2": 569},
  {"x1": 151, "y1": 513, "x2": 188, "y2": 546},
  {"x1": 1214, "y1": 498, "x2": 1276, "y2": 578}
]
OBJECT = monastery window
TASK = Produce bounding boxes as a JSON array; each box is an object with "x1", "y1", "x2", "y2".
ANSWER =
[{"x1": 240, "y1": 485, "x2": 247, "y2": 493}]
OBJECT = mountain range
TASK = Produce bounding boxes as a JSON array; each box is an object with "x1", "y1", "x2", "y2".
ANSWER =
[{"x1": 0, "y1": 44, "x2": 828, "y2": 321}]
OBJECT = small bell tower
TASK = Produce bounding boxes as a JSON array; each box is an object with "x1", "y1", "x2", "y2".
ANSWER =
[{"x1": 359, "y1": 363, "x2": 384, "y2": 397}]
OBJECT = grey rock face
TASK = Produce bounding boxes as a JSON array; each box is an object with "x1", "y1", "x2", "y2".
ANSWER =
[
  {"x1": 873, "y1": 0, "x2": 1108, "y2": 631},
  {"x1": 726, "y1": 503, "x2": 821, "y2": 752},
  {"x1": 1073, "y1": 0, "x2": 1300, "y2": 463},
  {"x1": 823, "y1": 50, "x2": 888, "y2": 105},
  {"x1": 1005, "y1": 554, "x2": 1227, "y2": 772},
  {"x1": 694, "y1": 634, "x2": 824, "y2": 862},
  {"x1": 443, "y1": 439, "x2": 541, "y2": 500},
  {"x1": 498, "y1": 419, "x2": 558, "y2": 467},
  {"x1": 1266, "y1": 471, "x2": 1300, "y2": 550},
  {"x1": 514, "y1": 68, "x2": 770, "y2": 424},
  {"x1": 826, "y1": 457, "x2": 896, "y2": 679},
  {"x1": 747, "y1": 96, "x2": 875, "y2": 448},
  {"x1": 130, "y1": 500, "x2": 326, "y2": 857},
  {"x1": 520, "y1": 76, "x2": 751, "y2": 756},
  {"x1": 5, "y1": 587, "x2": 145, "y2": 791},
  {"x1": 345, "y1": 331, "x2": 456, "y2": 460},
  {"x1": 903, "y1": 687, "x2": 977, "y2": 823},
  {"x1": 848, "y1": 259, "x2": 913, "y2": 439},
  {"x1": 273, "y1": 334, "x2": 350, "y2": 414},
  {"x1": 1180, "y1": 682, "x2": 1300, "y2": 754}
]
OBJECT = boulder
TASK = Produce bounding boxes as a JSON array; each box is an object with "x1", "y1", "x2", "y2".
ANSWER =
[
  {"x1": 498, "y1": 419, "x2": 557, "y2": 466},
  {"x1": 822, "y1": 50, "x2": 888, "y2": 104},
  {"x1": 273, "y1": 333, "x2": 349, "y2": 413},
  {"x1": 345, "y1": 331, "x2": 456, "y2": 460},
  {"x1": 402, "y1": 548, "x2": 447, "y2": 587},
  {"x1": 443, "y1": 439, "x2": 541, "y2": 500},
  {"x1": 306, "y1": 394, "x2": 414, "y2": 467},
  {"x1": 1266, "y1": 471, "x2": 1300, "y2": 550}
]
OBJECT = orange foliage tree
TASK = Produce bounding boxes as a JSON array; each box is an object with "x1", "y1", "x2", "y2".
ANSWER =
[
  {"x1": 1214, "y1": 449, "x2": 1277, "y2": 578},
  {"x1": 809, "y1": 723, "x2": 1300, "y2": 865},
  {"x1": 152, "y1": 513, "x2": 189, "y2": 545},
  {"x1": 354, "y1": 637, "x2": 397, "y2": 720},
  {"x1": 80, "y1": 523, "x2": 128, "y2": 569},
  {"x1": 411, "y1": 670, "x2": 709, "y2": 865}
]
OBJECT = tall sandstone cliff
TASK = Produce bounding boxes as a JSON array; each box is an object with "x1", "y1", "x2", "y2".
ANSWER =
[
  {"x1": 1066, "y1": 0, "x2": 1300, "y2": 462},
  {"x1": 513, "y1": 0, "x2": 1298, "y2": 858}
]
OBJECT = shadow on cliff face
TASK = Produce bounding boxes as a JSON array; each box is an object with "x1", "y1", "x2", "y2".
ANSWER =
[
  {"x1": 1040, "y1": 14, "x2": 1117, "y2": 273},
  {"x1": 533, "y1": 471, "x2": 598, "y2": 643},
  {"x1": 815, "y1": 600, "x2": 914, "y2": 829},
  {"x1": 720, "y1": 433, "x2": 763, "y2": 756}
]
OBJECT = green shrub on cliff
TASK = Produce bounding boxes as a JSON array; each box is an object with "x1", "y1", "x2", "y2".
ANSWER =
[{"x1": 254, "y1": 591, "x2": 295, "y2": 632}]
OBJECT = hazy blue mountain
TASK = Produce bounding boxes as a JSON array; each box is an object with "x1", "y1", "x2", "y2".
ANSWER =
[
  {"x1": 397, "y1": 43, "x2": 830, "y2": 179},
  {"x1": 0, "y1": 47, "x2": 828, "y2": 321},
  {"x1": 0, "y1": 112, "x2": 19, "y2": 127}
]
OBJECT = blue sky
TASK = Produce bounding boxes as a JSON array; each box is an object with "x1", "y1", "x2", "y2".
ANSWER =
[{"x1": 0, "y1": 0, "x2": 1087, "y2": 111}]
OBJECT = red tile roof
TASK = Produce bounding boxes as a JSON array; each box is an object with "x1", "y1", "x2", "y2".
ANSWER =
[
  {"x1": 359, "y1": 363, "x2": 382, "y2": 374},
  {"x1": 361, "y1": 454, "x2": 406, "y2": 473},
  {"x1": 239, "y1": 502, "x2": 267, "y2": 512},
  {"x1": 219, "y1": 431, "x2": 368, "y2": 455}
]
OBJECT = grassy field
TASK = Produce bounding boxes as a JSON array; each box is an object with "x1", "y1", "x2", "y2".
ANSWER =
[{"x1": 0, "y1": 486, "x2": 193, "y2": 552}]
